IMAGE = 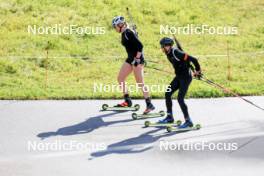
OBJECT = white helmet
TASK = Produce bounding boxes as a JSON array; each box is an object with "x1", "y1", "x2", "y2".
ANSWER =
[{"x1": 112, "y1": 16, "x2": 125, "y2": 28}]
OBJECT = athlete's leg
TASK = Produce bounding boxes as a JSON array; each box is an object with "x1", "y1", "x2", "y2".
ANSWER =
[
  {"x1": 177, "y1": 77, "x2": 192, "y2": 120},
  {"x1": 118, "y1": 62, "x2": 133, "y2": 94},
  {"x1": 117, "y1": 62, "x2": 133, "y2": 106},
  {"x1": 158, "y1": 77, "x2": 180, "y2": 123},
  {"x1": 165, "y1": 77, "x2": 180, "y2": 115},
  {"x1": 133, "y1": 64, "x2": 149, "y2": 98},
  {"x1": 133, "y1": 64, "x2": 155, "y2": 113}
]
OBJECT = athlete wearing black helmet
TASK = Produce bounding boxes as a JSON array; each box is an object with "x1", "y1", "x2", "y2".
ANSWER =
[
  {"x1": 111, "y1": 16, "x2": 155, "y2": 113},
  {"x1": 159, "y1": 37, "x2": 202, "y2": 128}
]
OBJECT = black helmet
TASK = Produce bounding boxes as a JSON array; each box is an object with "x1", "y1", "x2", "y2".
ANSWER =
[{"x1": 160, "y1": 37, "x2": 174, "y2": 48}]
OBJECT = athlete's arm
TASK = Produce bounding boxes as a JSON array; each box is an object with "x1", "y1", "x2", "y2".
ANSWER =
[
  {"x1": 126, "y1": 30, "x2": 143, "y2": 66},
  {"x1": 173, "y1": 49, "x2": 201, "y2": 71},
  {"x1": 188, "y1": 55, "x2": 201, "y2": 72},
  {"x1": 126, "y1": 30, "x2": 143, "y2": 55}
]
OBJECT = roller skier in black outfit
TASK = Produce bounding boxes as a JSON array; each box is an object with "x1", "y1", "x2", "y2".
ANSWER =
[{"x1": 159, "y1": 37, "x2": 202, "y2": 128}]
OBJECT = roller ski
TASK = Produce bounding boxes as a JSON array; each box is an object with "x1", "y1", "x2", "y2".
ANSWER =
[
  {"x1": 131, "y1": 110, "x2": 165, "y2": 120},
  {"x1": 144, "y1": 115, "x2": 181, "y2": 127},
  {"x1": 101, "y1": 99, "x2": 140, "y2": 111},
  {"x1": 166, "y1": 119, "x2": 201, "y2": 132}
]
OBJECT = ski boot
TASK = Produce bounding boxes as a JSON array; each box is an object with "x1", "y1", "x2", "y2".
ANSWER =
[
  {"x1": 143, "y1": 103, "x2": 155, "y2": 114},
  {"x1": 158, "y1": 114, "x2": 174, "y2": 124},
  {"x1": 178, "y1": 118, "x2": 193, "y2": 128},
  {"x1": 114, "y1": 99, "x2": 132, "y2": 107}
]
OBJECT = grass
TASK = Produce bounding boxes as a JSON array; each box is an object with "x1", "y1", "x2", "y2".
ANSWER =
[{"x1": 0, "y1": 0, "x2": 264, "y2": 99}]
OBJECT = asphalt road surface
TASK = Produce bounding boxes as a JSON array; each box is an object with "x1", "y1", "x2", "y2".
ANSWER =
[{"x1": 1, "y1": 97, "x2": 264, "y2": 176}]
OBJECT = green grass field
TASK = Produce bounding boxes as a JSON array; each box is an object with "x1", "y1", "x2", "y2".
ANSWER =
[{"x1": 0, "y1": 0, "x2": 264, "y2": 99}]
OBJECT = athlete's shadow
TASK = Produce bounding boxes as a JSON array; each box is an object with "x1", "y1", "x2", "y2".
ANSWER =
[
  {"x1": 37, "y1": 111, "x2": 131, "y2": 140},
  {"x1": 90, "y1": 127, "x2": 187, "y2": 159},
  {"x1": 89, "y1": 120, "x2": 264, "y2": 159}
]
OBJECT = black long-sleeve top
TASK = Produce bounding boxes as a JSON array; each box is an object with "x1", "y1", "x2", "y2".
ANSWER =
[
  {"x1": 166, "y1": 47, "x2": 201, "y2": 78},
  {"x1": 121, "y1": 28, "x2": 143, "y2": 60}
]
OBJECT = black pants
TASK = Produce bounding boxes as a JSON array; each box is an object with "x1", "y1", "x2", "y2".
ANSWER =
[{"x1": 165, "y1": 76, "x2": 192, "y2": 119}]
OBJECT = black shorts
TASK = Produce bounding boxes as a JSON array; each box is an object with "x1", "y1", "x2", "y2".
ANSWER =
[
  {"x1": 125, "y1": 58, "x2": 145, "y2": 65},
  {"x1": 125, "y1": 56, "x2": 145, "y2": 65}
]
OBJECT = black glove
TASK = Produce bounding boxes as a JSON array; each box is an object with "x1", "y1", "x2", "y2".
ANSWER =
[{"x1": 194, "y1": 71, "x2": 203, "y2": 79}]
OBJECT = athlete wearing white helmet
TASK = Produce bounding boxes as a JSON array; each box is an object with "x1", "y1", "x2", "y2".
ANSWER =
[{"x1": 111, "y1": 16, "x2": 155, "y2": 114}]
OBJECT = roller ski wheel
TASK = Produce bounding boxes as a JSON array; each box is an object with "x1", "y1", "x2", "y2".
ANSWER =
[
  {"x1": 144, "y1": 121, "x2": 151, "y2": 127},
  {"x1": 195, "y1": 124, "x2": 201, "y2": 130},
  {"x1": 167, "y1": 126, "x2": 173, "y2": 133},
  {"x1": 132, "y1": 113, "x2": 138, "y2": 120},
  {"x1": 159, "y1": 110, "x2": 165, "y2": 116},
  {"x1": 134, "y1": 104, "x2": 140, "y2": 111},
  {"x1": 102, "y1": 104, "x2": 109, "y2": 111}
]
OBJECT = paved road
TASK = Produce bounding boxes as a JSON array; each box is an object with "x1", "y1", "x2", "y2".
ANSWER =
[{"x1": 0, "y1": 97, "x2": 264, "y2": 176}]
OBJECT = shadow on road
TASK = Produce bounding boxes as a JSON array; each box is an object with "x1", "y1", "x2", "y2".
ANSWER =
[
  {"x1": 89, "y1": 120, "x2": 264, "y2": 159},
  {"x1": 89, "y1": 127, "x2": 188, "y2": 159},
  {"x1": 37, "y1": 111, "x2": 132, "y2": 140}
]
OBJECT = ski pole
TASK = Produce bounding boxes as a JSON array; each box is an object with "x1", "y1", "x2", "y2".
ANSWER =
[
  {"x1": 126, "y1": 7, "x2": 138, "y2": 36},
  {"x1": 146, "y1": 66, "x2": 264, "y2": 111},
  {"x1": 198, "y1": 75, "x2": 264, "y2": 111},
  {"x1": 172, "y1": 33, "x2": 183, "y2": 51},
  {"x1": 145, "y1": 65, "x2": 173, "y2": 74}
]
